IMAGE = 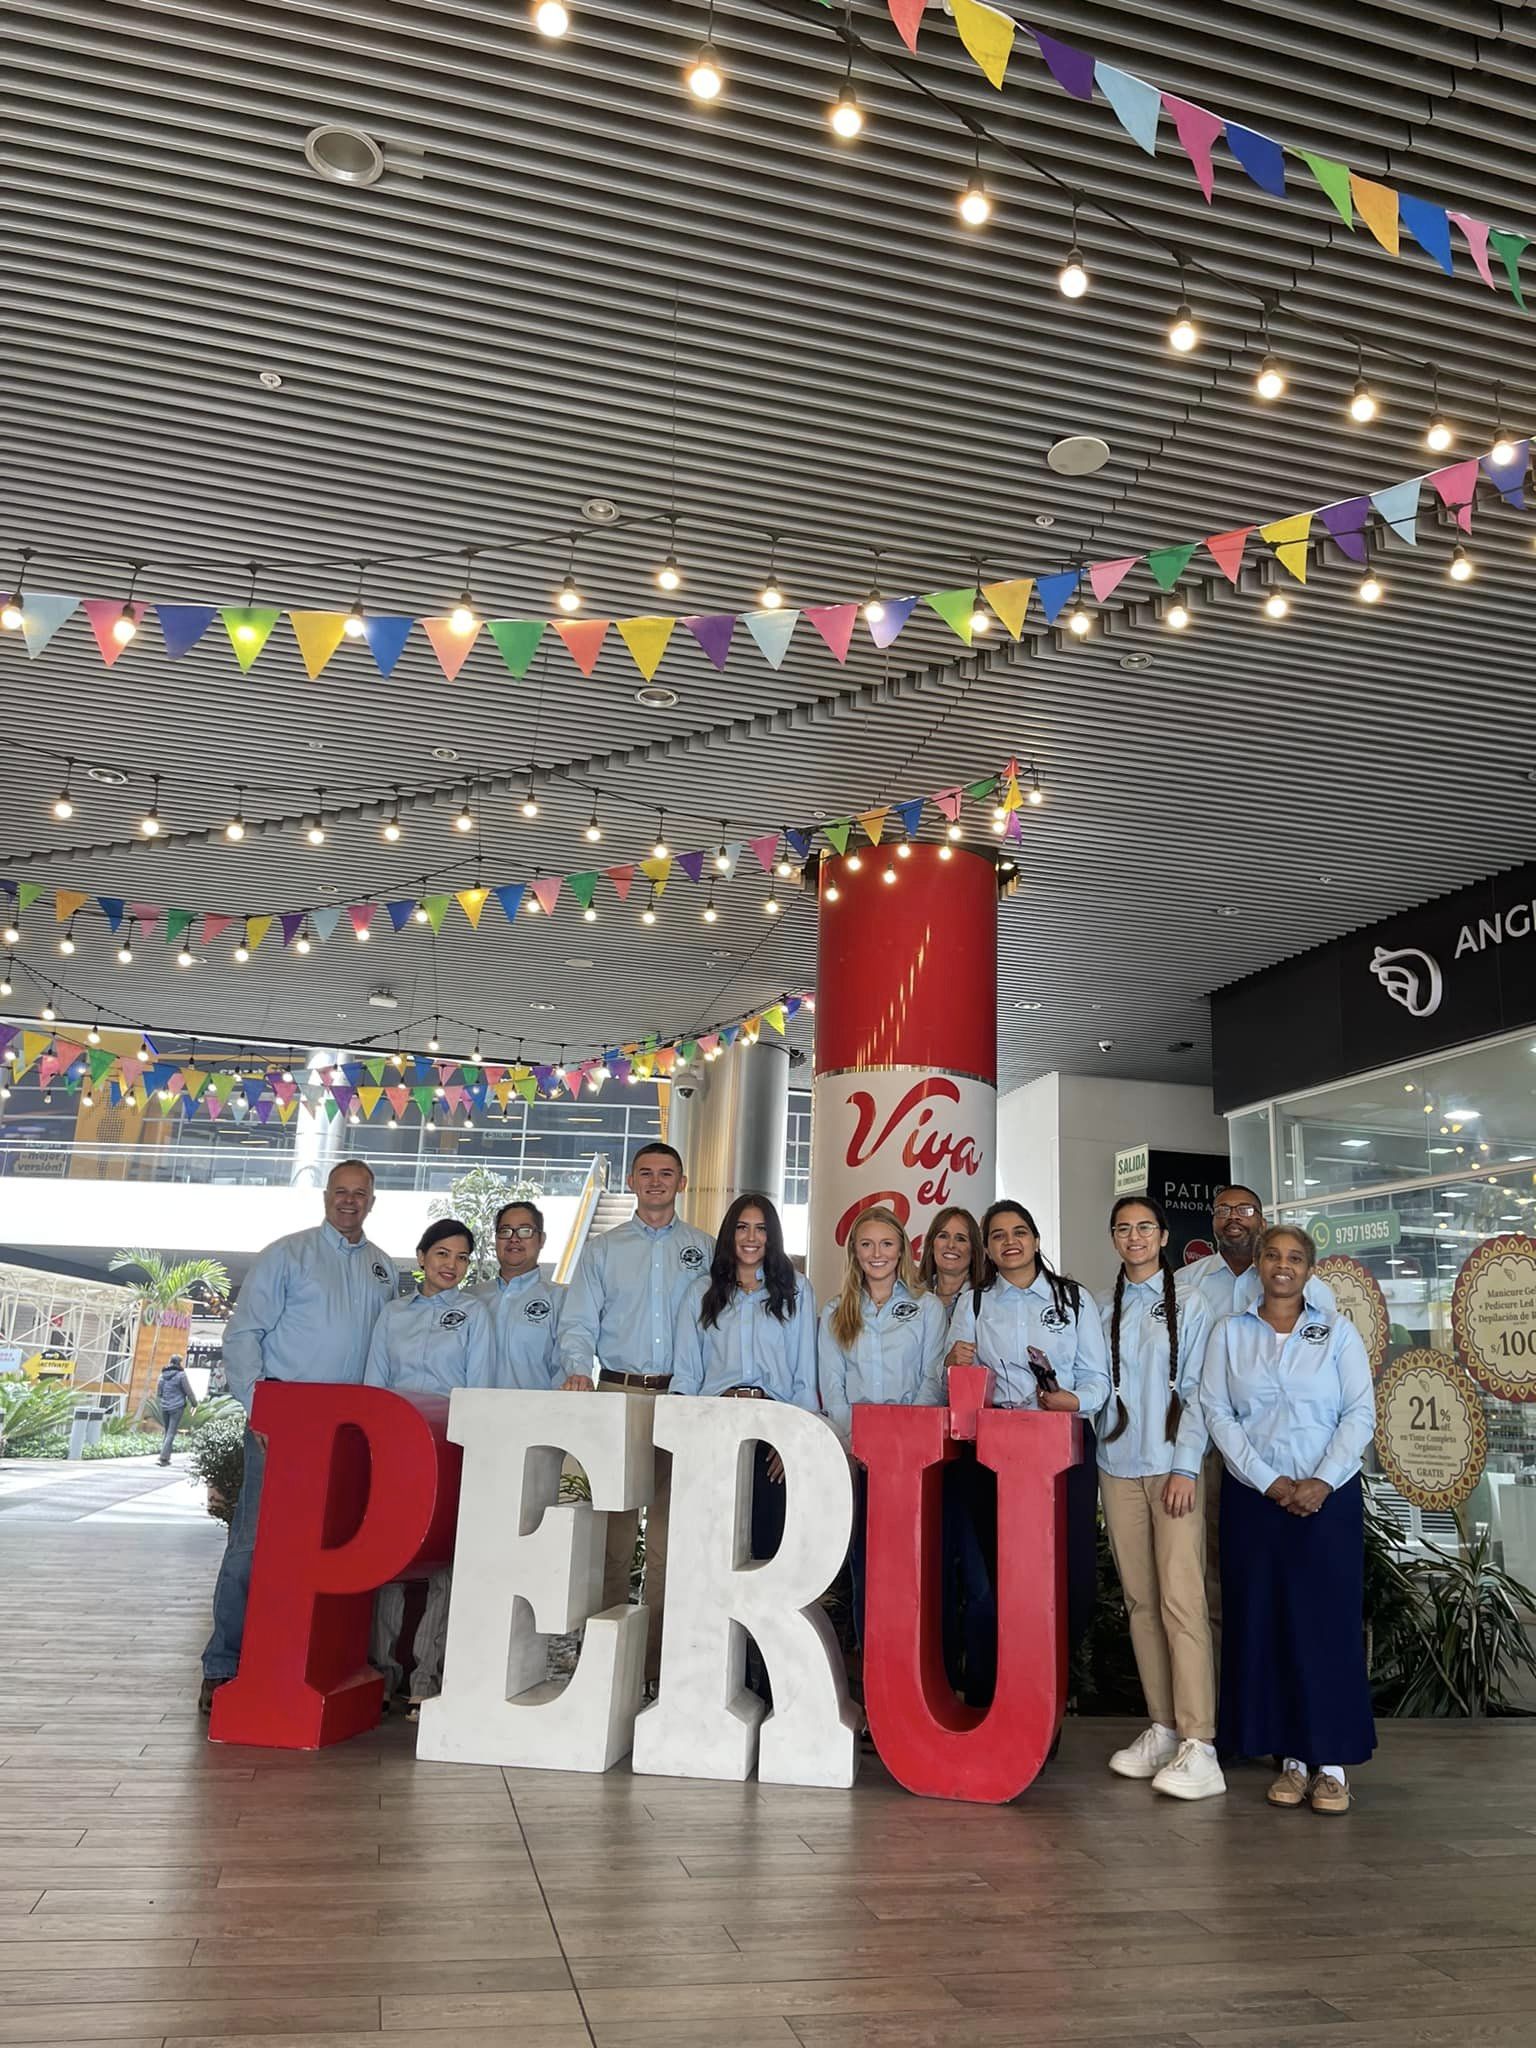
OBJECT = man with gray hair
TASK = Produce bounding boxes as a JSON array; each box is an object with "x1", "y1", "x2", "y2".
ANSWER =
[{"x1": 199, "y1": 1159, "x2": 397, "y2": 1713}]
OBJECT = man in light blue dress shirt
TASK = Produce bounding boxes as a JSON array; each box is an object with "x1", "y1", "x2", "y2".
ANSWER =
[
  {"x1": 558, "y1": 1143, "x2": 714, "y2": 1684},
  {"x1": 470, "y1": 1200, "x2": 568, "y2": 1390},
  {"x1": 199, "y1": 1160, "x2": 397, "y2": 1712}
]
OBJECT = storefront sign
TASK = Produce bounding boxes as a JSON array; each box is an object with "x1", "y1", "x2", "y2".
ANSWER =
[
  {"x1": 1374, "y1": 1349, "x2": 1487, "y2": 1511},
  {"x1": 1310, "y1": 1210, "x2": 1400, "y2": 1254},
  {"x1": 1452, "y1": 1234, "x2": 1536, "y2": 1402},
  {"x1": 1315, "y1": 1253, "x2": 1390, "y2": 1375},
  {"x1": 1113, "y1": 1145, "x2": 1148, "y2": 1195}
]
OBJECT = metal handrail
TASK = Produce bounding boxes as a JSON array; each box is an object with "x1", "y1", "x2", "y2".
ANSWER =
[{"x1": 553, "y1": 1153, "x2": 610, "y2": 1287}]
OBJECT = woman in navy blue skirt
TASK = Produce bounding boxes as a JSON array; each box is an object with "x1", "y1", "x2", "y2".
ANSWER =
[{"x1": 1200, "y1": 1223, "x2": 1377, "y2": 1814}]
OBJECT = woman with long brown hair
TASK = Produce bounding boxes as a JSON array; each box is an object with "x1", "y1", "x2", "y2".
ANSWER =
[{"x1": 918, "y1": 1206, "x2": 985, "y2": 1327}]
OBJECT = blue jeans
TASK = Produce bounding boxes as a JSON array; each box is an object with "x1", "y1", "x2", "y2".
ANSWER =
[{"x1": 201, "y1": 1428, "x2": 266, "y2": 1683}]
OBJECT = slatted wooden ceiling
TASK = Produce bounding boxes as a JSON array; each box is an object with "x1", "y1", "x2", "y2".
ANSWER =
[{"x1": 0, "y1": 0, "x2": 1532, "y2": 1082}]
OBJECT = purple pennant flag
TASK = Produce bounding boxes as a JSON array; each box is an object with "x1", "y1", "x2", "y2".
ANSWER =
[
  {"x1": 254, "y1": 1097, "x2": 275, "y2": 1124},
  {"x1": 279, "y1": 912, "x2": 305, "y2": 947},
  {"x1": 611, "y1": 1058, "x2": 632, "y2": 1086},
  {"x1": 0, "y1": 1025, "x2": 16, "y2": 1059},
  {"x1": 684, "y1": 614, "x2": 735, "y2": 670},
  {"x1": 332, "y1": 1085, "x2": 356, "y2": 1115},
  {"x1": 867, "y1": 595, "x2": 918, "y2": 650},
  {"x1": 533, "y1": 1064, "x2": 554, "y2": 1092},
  {"x1": 1033, "y1": 29, "x2": 1096, "y2": 99},
  {"x1": 1319, "y1": 498, "x2": 1371, "y2": 564},
  {"x1": 677, "y1": 850, "x2": 706, "y2": 884}
]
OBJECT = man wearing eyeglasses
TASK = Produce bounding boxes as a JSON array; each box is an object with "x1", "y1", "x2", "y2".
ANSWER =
[{"x1": 471, "y1": 1201, "x2": 579, "y2": 1391}]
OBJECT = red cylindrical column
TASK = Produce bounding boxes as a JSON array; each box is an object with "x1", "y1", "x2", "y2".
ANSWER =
[{"x1": 807, "y1": 844, "x2": 997, "y2": 1302}]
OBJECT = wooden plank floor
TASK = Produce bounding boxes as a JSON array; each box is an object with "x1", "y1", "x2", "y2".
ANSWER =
[{"x1": 3, "y1": 1458, "x2": 1536, "y2": 2047}]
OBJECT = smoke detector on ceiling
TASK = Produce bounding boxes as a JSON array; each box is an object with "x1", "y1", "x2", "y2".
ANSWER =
[{"x1": 367, "y1": 989, "x2": 399, "y2": 1009}]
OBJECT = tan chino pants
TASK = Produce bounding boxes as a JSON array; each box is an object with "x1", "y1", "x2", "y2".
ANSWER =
[{"x1": 1099, "y1": 1469, "x2": 1216, "y2": 1743}]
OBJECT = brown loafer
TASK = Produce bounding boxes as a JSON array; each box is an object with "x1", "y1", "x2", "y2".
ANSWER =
[
  {"x1": 1308, "y1": 1772, "x2": 1351, "y2": 1815},
  {"x1": 1266, "y1": 1766, "x2": 1309, "y2": 1808},
  {"x1": 197, "y1": 1677, "x2": 224, "y2": 1717}
]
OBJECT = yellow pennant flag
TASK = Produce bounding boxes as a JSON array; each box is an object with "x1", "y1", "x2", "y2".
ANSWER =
[
  {"x1": 762, "y1": 1003, "x2": 788, "y2": 1036},
  {"x1": 358, "y1": 1086, "x2": 383, "y2": 1119},
  {"x1": 858, "y1": 807, "x2": 889, "y2": 846},
  {"x1": 16, "y1": 1031, "x2": 50, "y2": 1077},
  {"x1": 247, "y1": 916, "x2": 273, "y2": 952},
  {"x1": 982, "y1": 578, "x2": 1033, "y2": 639},
  {"x1": 1002, "y1": 775, "x2": 1024, "y2": 813},
  {"x1": 55, "y1": 890, "x2": 88, "y2": 923},
  {"x1": 1259, "y1": 513, "x2": 1313, "y2": 583},
  {"x1": 1350, "y1": 174, "x2": 1400, "y2": 255},
  {"x1": 288, "y1": 611, "x2": 350, "y2": 681},
  {"x1": 617, "y1": 615, "x2": 677, "y2": 683},
  {"x1": 456, "y1": 887, "x2": 489, "y2": 929},
  {"x1": 951, "y1": 0, "x2": 1015, "y2": 87},
  {"x1": 181, "y1": 1068, "x2": 208, "y2": 1100},
  {"x1": 493, "y1": 1079, "x2": 514, "y2": 1107},
  {"x1": 276, "y1": 1097, "x2": 298, "y2": 1124},
  {"x1": 639, "y1": 854, "x2": 673, "y2": 896}
]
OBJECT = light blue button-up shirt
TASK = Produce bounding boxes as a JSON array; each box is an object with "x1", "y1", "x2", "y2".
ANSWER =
[
  {"x1": 1177, "y1": 1251, "x2": 1336, "y2": 1322},
  {"x1": 364, "y1": 1288, "x2": 496, "y2": 1394},
  {"x1": 558, "y1": 1213, "x2": 716, "y2": 1380},
  {"x1": 1096, "y1": 1276, "x2": 1211, "y2": 1481},
  {"x1": 1200, "y1": 1292, "x2": 1376, "y2": 1496},
  {"x1": 946, "y1": 1270, "x2": 1111, "y2": 1417},
  {"x1": 223, "y1": 1221, "x2": 397, "y2": 1413},
  {"x1": 470, "y1": 1269, "x2": 563, "y2": 1390},
  {"x1": 672, "y1": 1274, "x2": 819, "y2": 1408},
  {"x1": 817, "y1": 1282, "x2": 947, "y2": 1448}
]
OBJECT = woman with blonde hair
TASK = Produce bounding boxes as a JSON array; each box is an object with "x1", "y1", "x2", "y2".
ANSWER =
[{"x1": 818, "y1": 1205, "x2": 947, "y2": 1641}]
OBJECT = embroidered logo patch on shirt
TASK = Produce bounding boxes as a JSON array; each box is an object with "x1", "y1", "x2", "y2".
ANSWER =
[
  {"x1": 891, "y1": 1300, "x2": 920, "y2": 1321},
  {"x1": 372, "y1": 1262, "x2": 391, "y2": 1284},
  {"x1": 1150, "y1": 1301, "x2": 1168, "y2": 1323},
  {"x1": 1039, "y1": 1306, "x2": 1069, "y2": 1330},
  {"x1": 524, "y1": 1297, "x2": 552, "y2": 1322},
  {"x1": 1301, "y1": 1322, "x2": 1330, "y2": 1344},
  {"x1": 439, "y1": 1309, "x2": 468, "y2": 1330},
  {"x1": 680, "y1": 1245, "x2": 707, "y2": 1270}
]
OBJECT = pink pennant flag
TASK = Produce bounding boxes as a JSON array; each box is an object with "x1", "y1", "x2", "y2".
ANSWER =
[
  {"x1": 1163, "y1": 94, "x2": 1225, "y2": 201},
  {"x1": 567, "y1": 1067, "x2": 588, "y2": 1100},
  {"x1": 887, "y1": 0, "x2": 926, "y2": 51},
  {"x1": 749, "y1": 832, "x2": 780, "y2": 875},
  {"x1": 126, "y1": 903, "x2": 163, "y2": 934},
  {"x1": 271, "y1": 1076, "x2": 297, "y2": 1105},
  {"x1": 805, "y1": 603, "x2": 859, "y2": 663},
  {"x1": 202, "y1": 913, "x2": 234, "y2": 946},
  {"x1": 443, "y1": 1086, "x2": 467, "y2": 1113},
  {"x1": 606, "y1": 865, "x2": 635, "y2": 902},
  {"x1": 38, "y1": 1054, "x2": 62, "y2": 1088},
  {"x1": 1448, "y1": 212, "x2": 1496, "y2": 289},
  {"x1": 1428, "y1": 458, "x2": 1480, "y2": 532},
  {"x1": 385, "y1": 1086, "x2": 409, "y2": 1117},
  {"x1": 348, "y1": 904, "x2": 375, "y2": 939},
  {"x1": 1205, "y1": 526, "x2": 1255, "y2": 584},
  {"x1": 118, "y1": 1057, "x2": 145, "y2": 1091},
  {"x1": 482, "y1": 1064, "x2": 507, "y2": 1087},
  {"x1": 932, "y1": 787, "x2": 963, "y2": 823},
  {"x1": 53, "y1": 1039, "x2": 83, "y2": 1068},
  {"x1": 81, "y1": 599, "x2": 146, "y2": 668},
  {"x1": 205, "y1": 1090, "x2": 225, "y2": 1120},
  {"x1": 531, "y1": 876, "x2": 562, "y2": 916},
  {"x1": 1089, "y1": 557, "x2": 1138, "y2": 603},
  {"x1": 421, "y1": 617, "x2": 480, "y2": 682}
]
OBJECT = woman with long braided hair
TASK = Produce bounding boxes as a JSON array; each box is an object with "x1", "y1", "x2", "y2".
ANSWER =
[{"x1": 1098, "y1": 1195, "x2": 1222, "y2": 1800}]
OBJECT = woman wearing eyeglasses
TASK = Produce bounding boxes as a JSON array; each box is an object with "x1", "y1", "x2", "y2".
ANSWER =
[
  {"x1": 1098, "y1": 1196, "x2": 1221, "y2": 1799},
  {"x1": 1201, "y1": 1224, "x2": 1376, "y2": 1814},
  {"x1": 945, "y1": 1201, "x2": 1110, "y2": 1705}
]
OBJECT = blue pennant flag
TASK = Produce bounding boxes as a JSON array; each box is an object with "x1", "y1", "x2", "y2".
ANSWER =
[
  {"x1": 867, "y1": 595, "x2": 919, "y2": 650},
  {"x1": 155, "y1": 605, "x2": 216, "y2": 659},
  {"x1": 97, "y1": 896, "x2": 124, "y2": 932},
  {"x1": 1225, "y1": 123, "x2": 1286, "y2": 197},
  {"x1": 363, "y1": 615, "x2": 414, "y2": 678},
  {"x1": 1370, "y1": 479, "x2": 1421, "y2": 545},
  {"x1": 385, "y1": 900, "x2": 416, "y2": 933},
  {"x1": 1400, "y1": 193, "x2": 1454, "y2": 275},
  {"x1": 894, "y1": 797, "x2": 925, "y2": 839},
  {"x1": 1093, "y1": 63, "x2": 1160, "y2": 155},
  {"x1": 1037, "y1": 571, "x2": 1079, "y2": 626},
  {"x1": 744, "y1": 608, "x2": 799, "y2": 669},
  {"x1": 785, "y1": 828, "x2": 813, "y2": 861},
  {"x1": 494, "y1": 884, "x2": 524, "y2": 923},
  {"x1": 1482, "y1": 440, "x2": 1528, "y2": 507}
]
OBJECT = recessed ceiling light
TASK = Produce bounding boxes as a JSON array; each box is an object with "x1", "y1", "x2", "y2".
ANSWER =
[
  {"x1": 528, "y1": 1000, "x2": 557, "y2": 1011},
  {"x1": 85, "y1": 763, "x2": 127, "y2": 785},
  {"x1": 1033, "y1": 513, "x2": 1056, "y2": 528},
  {"x1": 431, "y1": 745, "x2": 460, "y2": 762},
  {"x1": 1119, "y1": 652, "x2": 1154, "y2": 672},
  {"x1": 306, "y1": 738, "x2": 324, "y2": 752},
  {"x1": 582, "y1": 497, "x2": 620, "y2": 524},
  {"x1": 303, "y1": 123, "x2": 386, "y2": 187},
  {"x1": 564, "y1": 958, "x2": 594, "y2": 968},
  {"x1": 707, "y1": 949, "x2": 734, "y2": 961},
  {"x1": 635, "y1": 685, "x2": 680, "y2": 709},
  {"x1": 1014, "y1": 1000, "x2": 1043, "y2": 1010},
  {"x1": 1047, "y1": 435, "x2": 1111, "y2": 476},
  {"x1": 1213, "y1": 904, "x2": 1241, "y2": 917},
  {"x1": 258, "y1": 369, "x2": 284, "y2": 390}
]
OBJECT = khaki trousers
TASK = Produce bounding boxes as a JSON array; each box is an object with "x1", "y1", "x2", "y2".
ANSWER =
[
  {"x1": 1099, "y1": 1469, "x2": 1216, "y2": 1743},
  {"x1": 598, "y1": 1380, "x2": 670, "y2": 1686}
]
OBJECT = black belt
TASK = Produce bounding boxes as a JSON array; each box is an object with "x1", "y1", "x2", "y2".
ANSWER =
[
  {"x1": 721, "y1": 1386, "x2": 769, "y2": 1400},
  {"x1": 598, "y1": 1368, "x2": 673, "y2": 1390}
]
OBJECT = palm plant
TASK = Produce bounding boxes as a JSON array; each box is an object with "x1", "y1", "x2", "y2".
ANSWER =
[
  {"x1": 109, "y1": 1248, "x2": 230, "y2": 1310},
  {"x1": 0, "y1": 1379, "x2": 79, "y2": 1453}
]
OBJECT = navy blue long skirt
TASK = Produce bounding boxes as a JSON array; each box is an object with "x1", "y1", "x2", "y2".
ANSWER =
[{"x1": 1217, "y1": 1470, "x2": 1376, "y2": 1766}]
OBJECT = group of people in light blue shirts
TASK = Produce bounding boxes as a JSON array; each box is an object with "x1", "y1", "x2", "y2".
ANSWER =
[{"x1": 200, "y1": 1152, "x2": 1377, "y2": 1814}]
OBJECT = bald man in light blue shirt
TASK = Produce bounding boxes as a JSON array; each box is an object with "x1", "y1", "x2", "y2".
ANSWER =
[{"x1": 201, "y1": 1161, "x2": 397, "y2": 1711}]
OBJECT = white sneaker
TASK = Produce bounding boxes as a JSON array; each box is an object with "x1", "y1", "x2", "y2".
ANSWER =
[
  {"x1": 1108, "y1": 1725, "x2": 1180, "y2": 1779},
  {"x1": 1152, "y1": 1740, "x2": 1227, "y2": 1801}
]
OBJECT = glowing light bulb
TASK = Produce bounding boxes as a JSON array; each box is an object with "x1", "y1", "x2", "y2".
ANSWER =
[
  {"x1": 111, "y1": 604, "x2": 138, "y2": 645},
  {"x1": 0, "y1": 593, "x2": 22, "y2": 630},
  {"x1": 383, "y1": 815, "x2": 401, "y2": 842},
  {"x1": 177, "y1": 946, "x2": 194, "y2": 966},
  {"x1": 764, "y1": 895, "x2": 780, "y2": 915},
  {"x1": 1449, "y1": 544, "x2": 1474, "y2": 583},
  {"x1": 776, "y1": 857, "x2": 793, "y2": 877},
  {"x1": 1166, "y1": 602, "x2": 1191, "y2": 631},
  {"x1": 714, "y1": 847, "x2": 731, "y2": 871},
  {"x1": 1357, "y1": 572, "x2": 1384, "y2": 604},
  {"x1": 1349, "y1": 377, "x2": 1378, "y2": 423},
  {"x1": 946, "y1": 823, "x2": 962, "y2": 842},
  {"x1": 86, "y1": 1022, "x2": 99, "y2": 1044},
  {"x1": 824, "y1": 881, "x2": 840, "y2": 901},
  {"x1": 1426, "y1": 414, "x2": 1453, "y2": 454},
  {"x1": 449, "y1": 595, "x2": 478, "y2": 634},
  {"x1": 642, "y1": 904, "x2": 656, "y2": 925},
  {"x1": 656, "y1": 553, "x2": 682, "y2": 592},
  {"x1": 1168, "y1": 304, "x2": 1198, "y2": 354},
  {"x1": 1491, "y1": 433, "x2": 1517, "y2": 467},
  {"x1": 233, "y1": 938, "x2": 250, "y2": 963},
  {"x1": 1059, "y1": 249, "x2": 1089, "y2": 299},
  {"x1": 355, "y1": 922, "x2": 370, "y2": 942},
  {"x1": 306, "y1": 819, "x2": 326, "y2": 845},
  {"x1": 533, "y1": 0, "x2": 569, "y2": 32},
  {"x1": 687, "y1": 42, "x2": 724, "y2": 99},
  {"x1": 653, "y1": 837, "x2": 669, "y2": 860},
  {"x1": 863, "y1": 594, "x2": 885, "y2": 623},
  {"x1": 556, "y1": 574, "x2": 582, "y2": 613},
  {"x1": 1027, "y1": 785, "x2": 1043, "y2": 808},
  {"x1": 52, "y1": 787, "x2": 73, "y2": 820},
  {"x1": 454, "y1": 803, "x2": 474, "y2": 833},
  {"x1": 882, "y1": 866, "x2": 897, "y2": 884},
  {"x1": 1067, "y1": 606, "x2": 1092, "y2": 637},
  {"x1": 414, "y1": 904, "x2": 430, "y2": 924},
  {"x1": 344, "y1": 601, "x2": 366, "y2": 639},
  {"x1": 1, "y1": 921, "x2": 17, "y2": 945},
  {"x1": 969, "y1": 607, "x2": 991, "y2": 635},
  {"x1": 116, "y1": 940, "x2": 133, "y2": 964},
  {"x1": 58, "y1": 930, "x2": 74, "y2": 956},
  {"x1": 703, "y1": 903, "x2": 718, "y2": 924},
  {"x1": 41, "y1": 1000, "x2": 56, "y2": 1021},
  {"x1": 140, "y1": 805, "x2": 161, "y2": 838},
  {"x1": 1264, "y1": 591, "x2": 1289, "y2": 619},
  {"x1": 584, "y1": 806, "x2": 602, "y2": 842},
  {"x1": 897, "y1": 838, "x2": 912, "y2": 854},
  {"x1": 760, "y1": 581, "x2": 784, "y2": 610},
  {"x1": 521, "y1": 792, "x2": 539, "y2": 818},
  {"x1": 583, "y1": 904, "x2": 596, "y2": 922},
  {"x1": 829, "y1": 89, "x2": 863, "y2": 139},
  {"x1": 1255, "y1": 356, "x2": 1286, "y2": 401},
  {"x1": 958, "y1": 177, "x2": 991, "y2": 226},
  {"x1": 846, "y1": 853, "x2": 863, "y2": 872}
]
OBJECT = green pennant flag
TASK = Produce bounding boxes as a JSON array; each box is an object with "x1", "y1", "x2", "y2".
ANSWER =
[
  {"x1": 922, "y1": 587, "x2": 977, "y2": 645},
  {"x1": 460, "y1": 1065, "x2": 481, "y2": 1087},
  {"x1": 680, "y1": 1039, "x2": 698, "y2": 1066},
  {"x1": 1489, "y1": 229, "x2": 1529, "y2": 310},
  {"x1": 965, "y1": 777, "x2": 995, "y2": 802},
  {"x1": 824, "y1": 819, "x2": 852, "y2": 855},
  {"x1": 567, "y1": 872, "x2": 598, "y2": 911},
  {"x1": 1300, "y1": 152, "x2": 1354, "y2": 227},
  {"x1": 323, "y1": 1097, "x2": 340, "y2": 1121},
  {"x1": 1146, "y1": 542, "x2": 1198, "y2": 591},
  {"x1": 16, "y1": 883, "x2": 42, "y2": 913},
  {"x1": 488, "y1": 619, "x2": 546, "y2": 678},
  {"x1": 165, "y1": 909, "x2": 193, "y2": 946},
  {"x1": 411, "y1": 1085, "x2": 437, "y2": 1118},
  {"x1": 87, "y1": 1046, "x2": 115, "y2": 1083},
  {"x1": 365, "y1": 1058, "x2": 386, "y2": 1085},
  {"x1": 220, "y1": 607, "x2": 283, "y2": 671},
  {"x1": 207, "y1": 1073, "x2": 237, "y2": 1102},
  {"x1": 421, "y1": 895, "x2": 451, "y2": 932},
  {"x1": 514, "y1": 1073, "x2": 537, "y2": 1104}
]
